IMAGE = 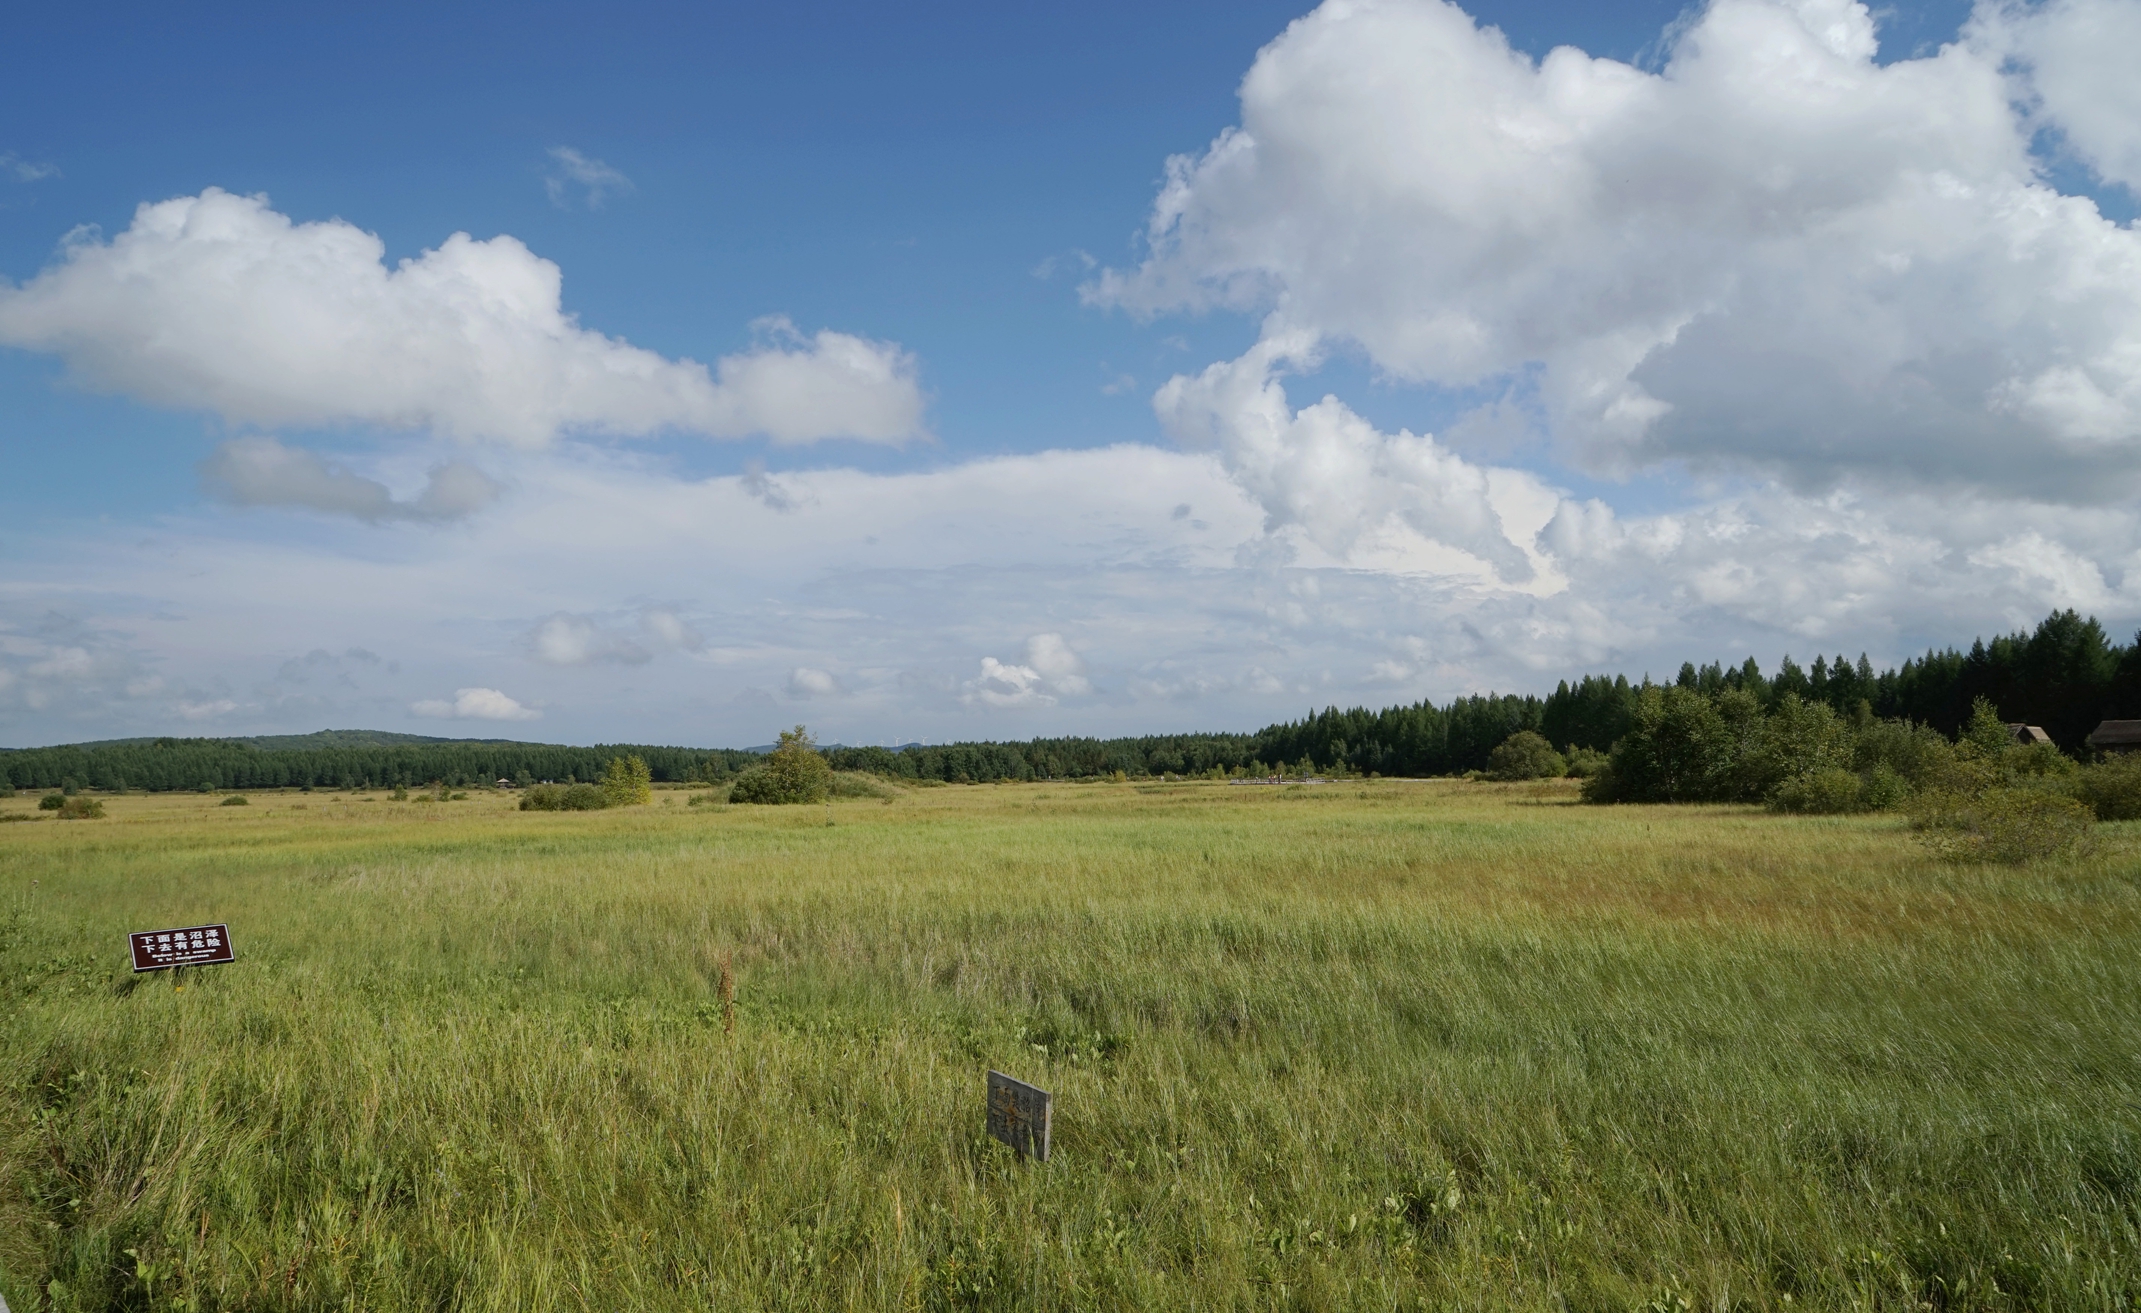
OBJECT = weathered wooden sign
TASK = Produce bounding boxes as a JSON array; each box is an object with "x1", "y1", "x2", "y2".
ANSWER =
[
  {"x1": 129, "y1": 924, "x2": 234, "y2": 972},
  {"x1": 986, "y1": 1070, "x2": 1052, "y2": 1161}
]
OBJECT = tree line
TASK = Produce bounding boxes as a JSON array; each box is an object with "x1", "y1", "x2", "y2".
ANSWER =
[
  {"x1": 6, "y1": 610, "x2": 2137, "y2": 791},
  {"x1": 0, "y1": 736, "x2": 758, "y2": 794}
]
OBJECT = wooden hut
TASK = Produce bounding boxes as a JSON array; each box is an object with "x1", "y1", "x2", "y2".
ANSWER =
[{"x1": 2085, "y1": 720, "x2": 2141, "y2": 753}]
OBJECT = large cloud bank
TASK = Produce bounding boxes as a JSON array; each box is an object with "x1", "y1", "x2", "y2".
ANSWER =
[
  {"x1": 14, "y1": 0, "x2": 2141, "y2": 747},
  {"x1": 1095, "y1": 0, "x2": 2141, "y2": 500},
  {"x1": 0, "y1": 189, "x2": 926, "y2": 447}
]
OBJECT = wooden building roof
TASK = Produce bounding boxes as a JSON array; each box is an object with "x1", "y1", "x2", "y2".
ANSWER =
[{"x1": 2086, "y1": 720, "x2": 2141, "y2": 749}]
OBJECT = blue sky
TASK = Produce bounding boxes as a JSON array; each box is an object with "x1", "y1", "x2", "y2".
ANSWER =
[{"x1": 3, "y1": 0, "x2": 2139, "y2": 746}]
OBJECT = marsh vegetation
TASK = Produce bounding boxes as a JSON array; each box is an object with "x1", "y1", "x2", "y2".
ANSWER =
[{"x1": 1, "y1": 780, "x2": 2137, "y2": 1309}]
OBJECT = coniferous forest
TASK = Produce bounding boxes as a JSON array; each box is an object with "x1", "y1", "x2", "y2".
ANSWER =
[{"x1": 3, "y1": 609, "x2": 2137, "y2": 791}]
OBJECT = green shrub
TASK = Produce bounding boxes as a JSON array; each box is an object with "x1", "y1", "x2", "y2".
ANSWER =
[
  {"x1": 725, "y1": 768, "x2": 782, "y2": 804},
  {"x1": 2067, "y1": 756, "x2": 2141, "y2": 820},
  {"x1": 600, "y1": 756, "x2": 654, "y2": 808},
  {"x1": 2001, "y1": 740, "x2": 2078, "y2": 781},
  {"x1": 220, "y1": 795, "x2": 249, "y2": 806},
  {"x1": 730, "y1": 728, "x2": 833, "y2": 805},
  {"x1": 1590, "y1": 686, "x2": 1732, "y2": 802},
  {"x1": 1486, "y1": 731, "x2": 1565, "y2": 781},
  {"x1": 1910, "y1": 786, "x2": 2095, "y2": 864},
  {"x1": 0, "y1": 781, "x2": 14, "y2": 798},
  {"x1": 520, "y1": 783, "x2": 609, "y2": 812},
  {"x1": 1562, "y1": 747, "x2": 1609, "y2": 778},
  {"x1": 1861, "y1": 762, "x2": 1910, "y2": 811},
  {"x1": 830, "y1": 771, "x2": 897, "y2": 799},
  {"x1": 1735, "y1": 695, "x2": 1851, "y2": 801},
  {"x1": 55, "y1": 797, "x2": 105, "y2": 820},
  {"x1": 38, "y1": 794, "x2": 64, "y2": 811},
  {"x1": 197, "y1": 780, "x2": 217, "y2": 793},
  {"x1": 1770, "y1": 767, "x2": 1864, "y2": 814}
]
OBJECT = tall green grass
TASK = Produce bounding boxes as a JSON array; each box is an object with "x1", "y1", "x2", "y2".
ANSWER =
[{"x1": 2, "y1": 781, "x2": 2138, "y2": 1309}]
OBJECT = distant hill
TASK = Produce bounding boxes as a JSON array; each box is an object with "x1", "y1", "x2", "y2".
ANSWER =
[
  {"x1": 0, "y1": 732, "x2": 762, "y2": 792},
  {"x1": 7, "y1": 729, "x2": 538, "y2": 753}
]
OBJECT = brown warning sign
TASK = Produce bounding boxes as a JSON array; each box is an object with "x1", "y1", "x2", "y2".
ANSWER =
[{"x1": 129, "y1": 924, "x2": 234, "y2": 972}]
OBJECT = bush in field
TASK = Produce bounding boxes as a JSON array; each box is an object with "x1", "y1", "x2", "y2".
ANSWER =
[
  {"x1": 1851, "y1": 717, "x2": 1955, "y2": 790},
  {"x1": 55, "y1": 797, "x2": 105, "y2": 820},
  {"x1": 38, "y1": 794, "x2": 65, "y2": 811},
  {"x1": 220, "y1": 795, "x2": 249, "y2": 806},
  {"x1": 0, "y1": 781, "x2": 15, "y2": 798},
  {"x1": 1862, "y1": 762, "x2": 1910, "y2": 810},
  {"x1": 1486, "y1": 731, "x2": 1565, "y2": 781},
  {"x1": 730, "y1": 727, "x2": 832, "y2": 805},
  {"x1": 2067, "y1": 755, "x2": 2141, "y2": 820},
  {"x1": 520, "y1": 783, "x2": 609, "y2": 811},
  {"x1": 1910, "y1": 786, "x2": 2094, "y2": 864},
  {"x1": 599, "y1": 755, "x2": 654, "y2": 808},
  {"x1": 1583, "y1": 686, "x2": 1731, "y2": 802},
  {"x1": 1770, "y1": 767, "x2": 1864, "y2": 815},
  {"x1": 1959, "y1": 696, "x2": 2018, "y2": 758},
  {"x1": 1737, "y1": 695, "x2": 1852, "y2": 800},
  {"x1": 829, "y1": 771, "x2": 897, "y2": 799},
  {"x1": 1561, "y1": 746, "x2": 1609, "y2": 778}
]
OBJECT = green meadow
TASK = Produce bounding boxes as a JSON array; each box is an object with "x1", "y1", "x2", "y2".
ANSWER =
[{"x1": 2, "y1": 779, "x2": 2138, "y2": 1310}]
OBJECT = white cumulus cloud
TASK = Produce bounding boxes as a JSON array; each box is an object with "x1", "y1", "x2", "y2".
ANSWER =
[
  {"x1": 1155, "y1": 332, "x2": 1548, "y2": 583},
  {"x1": 787, "y1": 666, "x2": 844, "y2": 698},
  {"x1": 0, "y1": 188, "x2": 927, "y2": 448},
  {"x1": 1978, "y1": 0, "x2": 2141, "y2": 194},
  {"x1": 1095, "y1": 0, "x2": 2141, "y2": 500},
  {"x1": 410, "y1": 687, "x2": 540, "y2": 721},
  {"x1": 963, "y1": 634, "x2": 1093, "y2": 708}
]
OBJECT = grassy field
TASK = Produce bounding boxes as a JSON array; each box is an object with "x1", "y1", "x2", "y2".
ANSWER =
[{"x1": 1, "y1": 778, "x2": 2138, "y2": 1311}]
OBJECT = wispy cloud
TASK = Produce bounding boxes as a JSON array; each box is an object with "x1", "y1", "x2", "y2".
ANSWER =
[
  {"x1": 0, "y1": 152, "x2": 58, "y2": 182},
  {"x1": 544, "y1": 146, "x2": 632, "y2": 209}
]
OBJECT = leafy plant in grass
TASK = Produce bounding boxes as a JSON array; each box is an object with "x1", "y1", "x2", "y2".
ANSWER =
[
  {"x1": 55, "y1": 797, "x2": 105, "y2": 819},
  {"x1": 520, "y1": 783, "x2": 608, "y2": 811},
  {"x1": 729, "y1": 727, "x2": 832, "y2": 804},
  {"x1": 599, "y1": 755, "x2": 653, "y2": 808},
  {"x1": 1909, "y1": 786, "x2": 2094, "y2": 863},
  {"x1": 0, "y1": 780, "x2": 16, "y2": 798},
  {"x1": 1485, "y1": 731, "x2": 1564, "y2": 781},
  {"x1": 219, "y1": 795, "x2": 249, "y2": 806},
  {"x1": 829, "y1": 771, "x2": 897, "y2": 799},
  {"x1": 1770, "y1": 767, "x2": 1865, "y2": 814},
  {"x1": 2068, "y1": 755, "x2": 2141, "y2": 820},
  {"x1": 38, "y1": 793, "x2": 64, "y2": 811},
  {"x1": 1562, "y1": 746, "x2": 1609, "y2": 778}
]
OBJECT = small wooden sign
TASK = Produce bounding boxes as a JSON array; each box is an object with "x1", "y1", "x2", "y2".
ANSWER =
[
  {"x1": 129, "y1": 924, "x2": 234, "y2": 972},
  {"x1": 986, "y1": 1070, "x2": 1051, "y2": 1161}
]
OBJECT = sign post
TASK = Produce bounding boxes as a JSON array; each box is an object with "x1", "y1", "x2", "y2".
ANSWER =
[
  {"x1": 129, "y1": 924, "x2": 235, "y2": 973},
  {"x1": 985, "y1": 1070, "x2": 1052, "y2": 1161}
]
